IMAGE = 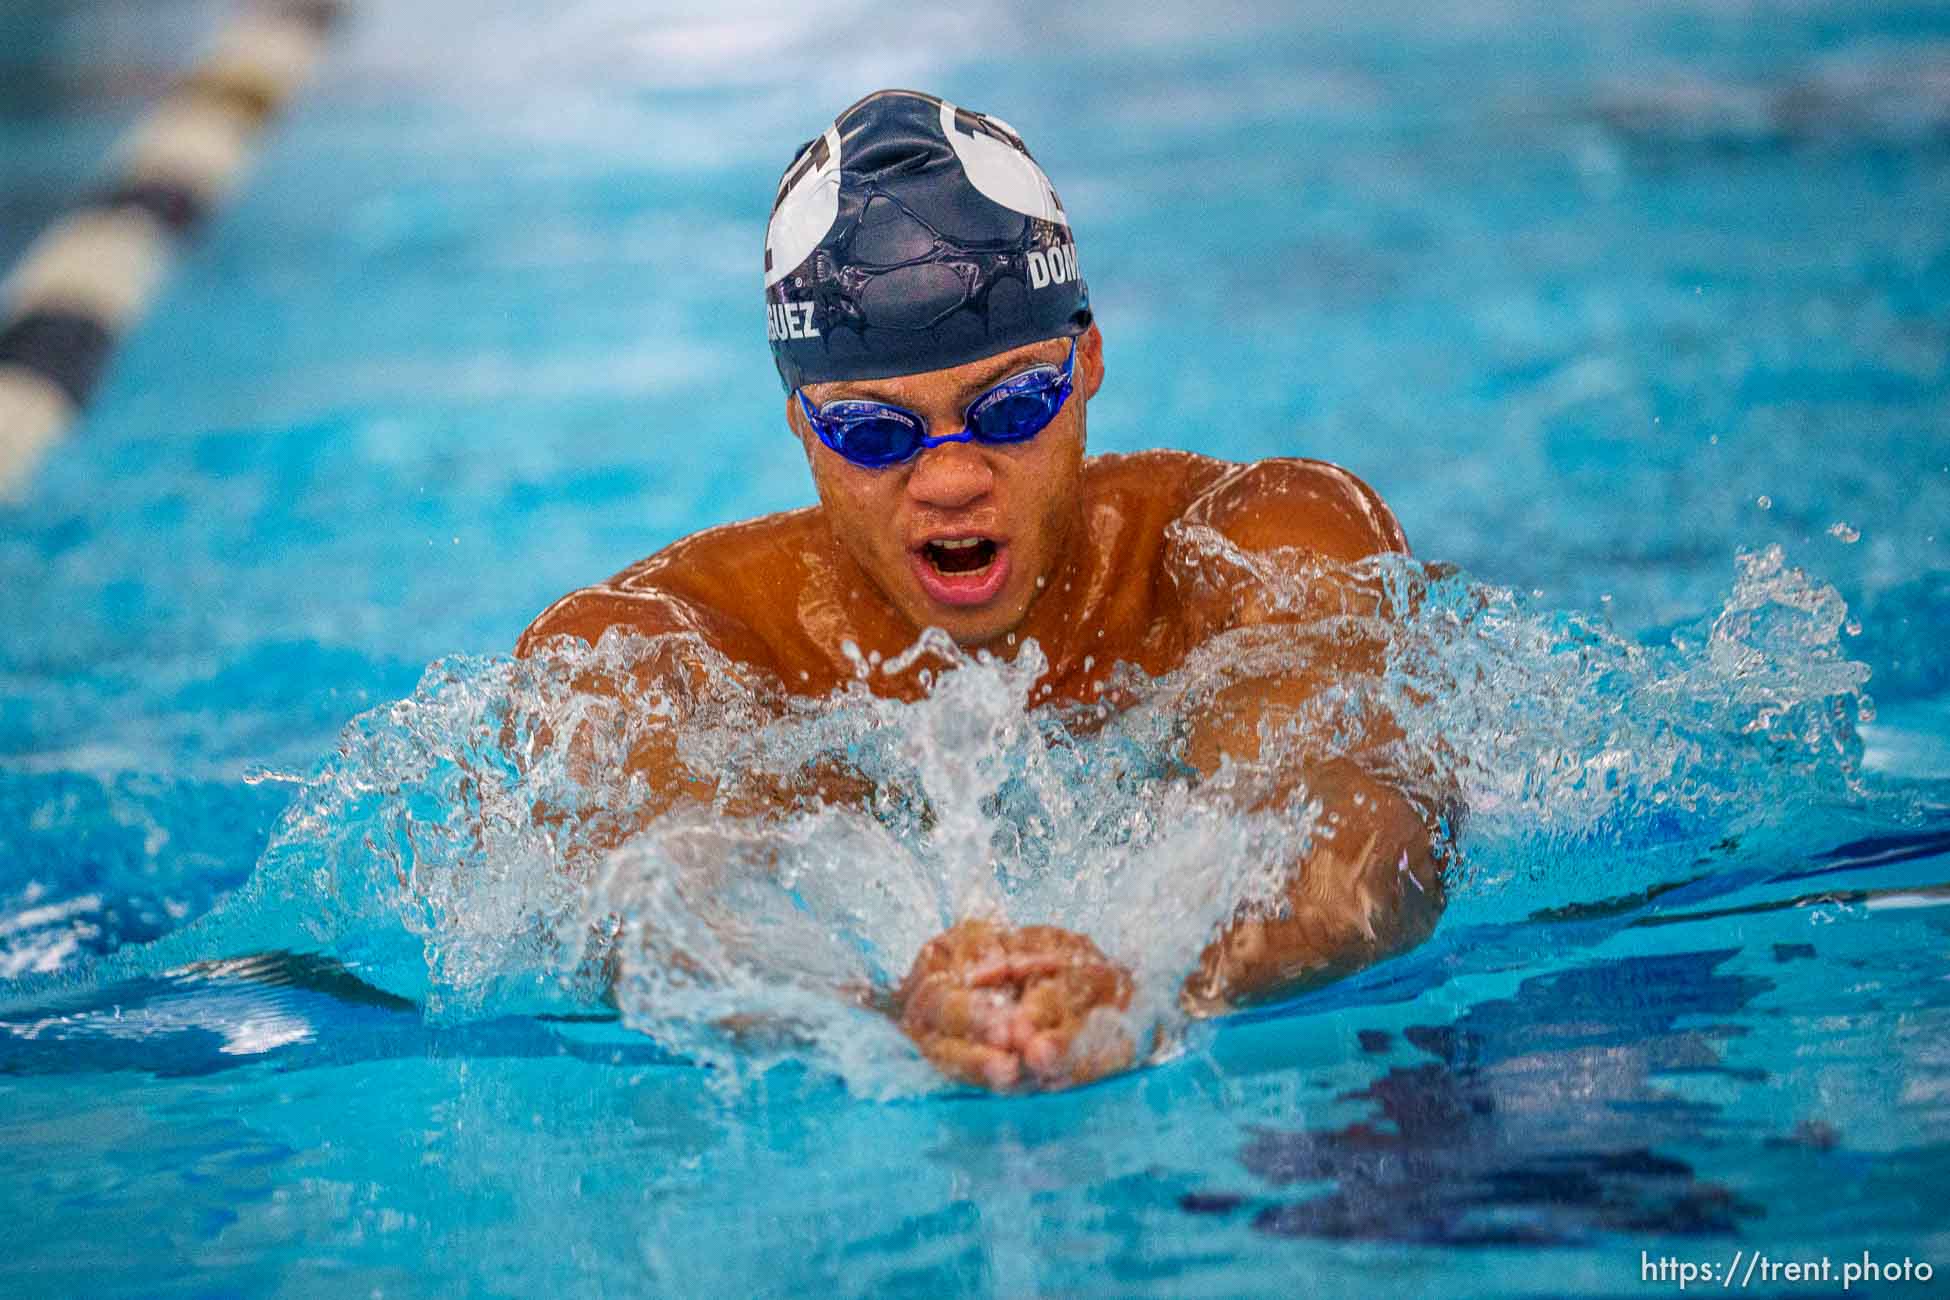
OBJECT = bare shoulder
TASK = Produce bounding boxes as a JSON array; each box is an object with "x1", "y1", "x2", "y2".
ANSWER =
[
  {"x1": 1179, "y1": 457, "x2": 1409, "y2": 562},
  {"x1": 1083, "y1": 447, "x2": 1230, "y2": 493},
  {"x1": 1080, "y1": 448, "x2": 1234, "y2": 522},
  {"x1": 514, "y1": 508, "x2": 822, "y2": 664}
]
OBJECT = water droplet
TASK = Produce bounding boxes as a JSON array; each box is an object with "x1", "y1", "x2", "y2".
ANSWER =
[
  {"x1": 840, "y1": 640, "x2": 869, "y2": 678},
  {"x1": 1827, "y1": 522, "x2": 1860, "y2": 544},
  {"x1": 1757, "y1": 495, "x2": 1773, "y2": 510}
]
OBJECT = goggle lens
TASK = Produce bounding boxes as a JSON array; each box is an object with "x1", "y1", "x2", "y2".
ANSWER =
[
  {"x1": 818, "y1": 404, "x2": 927, "y2": 468},
  {"x1": 967, "y1": 372, "x2": 1067, "y2": 443}
]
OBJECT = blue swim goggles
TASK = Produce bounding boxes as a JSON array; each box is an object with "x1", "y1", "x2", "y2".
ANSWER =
[{"x1": 796, "y1": 339, "x2": 1077, "y2": 469}]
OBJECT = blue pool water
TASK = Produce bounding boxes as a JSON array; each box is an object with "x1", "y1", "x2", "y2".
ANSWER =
[{"x1": 4, "y1": 0, "x2": 1949, "y2": 1294}]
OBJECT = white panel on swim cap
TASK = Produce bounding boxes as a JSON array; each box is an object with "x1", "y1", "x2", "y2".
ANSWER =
[
  {"x1": 939, "y1": 100, "x2": 1068, "y2": 227},
  {"x1": 764, "y1": 124, "x2": 842, "y2": 289}
]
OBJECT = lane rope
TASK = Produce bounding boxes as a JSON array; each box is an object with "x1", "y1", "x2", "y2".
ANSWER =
[{"x1": 0, "y1": 1, "x2": 344, "y2": 500}]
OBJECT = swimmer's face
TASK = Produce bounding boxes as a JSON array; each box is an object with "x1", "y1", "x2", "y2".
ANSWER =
[{"x1": 792, "y1": 324, "x2": 1105, "y2": 649}]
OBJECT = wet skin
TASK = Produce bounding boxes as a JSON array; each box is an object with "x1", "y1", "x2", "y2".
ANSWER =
[{"x1": 519, "y1": 323, "x2": 1447, "y2": 1091}]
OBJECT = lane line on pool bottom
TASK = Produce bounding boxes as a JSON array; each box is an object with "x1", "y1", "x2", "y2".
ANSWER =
[{"x1": 0, "y1": 0, "x2": 344, "y2": 501}]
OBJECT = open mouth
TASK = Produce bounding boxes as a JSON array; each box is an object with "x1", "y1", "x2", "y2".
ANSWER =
[
  {"x1": 923, "y1": 537, "x2": 998, "y2": 575},
  {"x1": 910, "y1": 536, "x2": 1011, "y2": 609}
]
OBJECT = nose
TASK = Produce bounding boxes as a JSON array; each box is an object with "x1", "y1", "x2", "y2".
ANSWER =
[{"x1": 906, "y1": 437, "x2": 993, "y2": 511}]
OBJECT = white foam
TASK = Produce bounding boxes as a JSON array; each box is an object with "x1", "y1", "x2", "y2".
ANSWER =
[{"x1": 177, "y1": 540, "x2": 1880, "y2": 1095}]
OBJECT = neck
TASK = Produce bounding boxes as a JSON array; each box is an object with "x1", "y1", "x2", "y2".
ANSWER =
[
  {"x1": 978, "y1": 509, "x2": 1099, "y2": 666},
  {"x1": 1006, "y1": 497, "x2": 1132, "y2": 694}
]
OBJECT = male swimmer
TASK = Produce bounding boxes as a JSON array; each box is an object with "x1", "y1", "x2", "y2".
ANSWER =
[{"x1": 518, "y1": 90, "x2": 1447, "y2": 1092}]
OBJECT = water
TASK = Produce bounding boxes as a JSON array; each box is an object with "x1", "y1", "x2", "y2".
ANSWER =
[{"x1": 4, "y1": 0, "x2": 1949, "y2": 1294}]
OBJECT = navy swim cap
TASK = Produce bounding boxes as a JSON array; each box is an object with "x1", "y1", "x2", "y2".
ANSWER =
[{"x1": 763, "y1": 89, "x2": 1090, "y2": 393}]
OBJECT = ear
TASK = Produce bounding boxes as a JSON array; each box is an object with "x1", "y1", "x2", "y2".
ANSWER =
[{"x1": 1077, "y1": 321, "x2": 1105, "y2": 402}]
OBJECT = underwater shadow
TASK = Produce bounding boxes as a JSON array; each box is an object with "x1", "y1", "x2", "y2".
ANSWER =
[{"x1": 1196, "y1": 948, "x2": 1774, "y2": 1244}]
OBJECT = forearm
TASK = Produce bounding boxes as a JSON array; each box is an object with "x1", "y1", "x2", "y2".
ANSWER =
[{"x1": 1182, "y1": 757, "x2": 1446, "y2": 1014}]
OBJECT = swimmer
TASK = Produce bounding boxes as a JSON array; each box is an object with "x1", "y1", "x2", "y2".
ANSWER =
[{"x1": 518, "y1": 90, "x2": 1447, "y2": 1092}]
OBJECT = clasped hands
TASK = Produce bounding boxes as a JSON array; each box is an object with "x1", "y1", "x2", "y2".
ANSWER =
[{"x1": 895, "y1": 919, "x2": 1137, "y2": 1093}]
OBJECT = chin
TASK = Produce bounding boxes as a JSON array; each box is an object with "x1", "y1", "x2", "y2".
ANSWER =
[
  {"x1": 920, "y1": 609, "x2": 1017, "y2": 650},
  {"x1": 948, "y1": 621, "x2": 1016, "y2": 650},
  {"x1": 906, "y1": 591, "x2": 1029, "y2": 650}
]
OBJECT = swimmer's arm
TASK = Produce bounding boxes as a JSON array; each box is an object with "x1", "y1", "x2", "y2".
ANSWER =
[
  {"x1": 1180, "y1": 745, "x2": 1447, "y2": 1013},
  {"x1": 514, "y1": 582, "x2": 819, "y2": 845},
  {"x1": 1176, "y1": 459, "x2": 1449, "y2": 1013},
  {"x1": 515, "y1": 582, "x2": 875, "y2": 833}
]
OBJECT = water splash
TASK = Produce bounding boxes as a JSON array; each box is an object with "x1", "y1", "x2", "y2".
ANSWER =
[
  {"x1": 590, "y1": 638, "x2": 1309, "y2": 1095},
  {"x1": 78, "y1": 537, "x2": 1880, "y2": 1096},
  {"x1": 1378, "y1": 543, "x2": 1876, "y2": 919}
]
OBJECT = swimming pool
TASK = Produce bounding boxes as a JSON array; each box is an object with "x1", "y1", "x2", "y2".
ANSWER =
[{"x1": 3, "y1": 0, "x2": 1947, "y2": 1293}]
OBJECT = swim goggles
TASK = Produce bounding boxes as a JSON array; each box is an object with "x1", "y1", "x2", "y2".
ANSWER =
[{"x1": 796, "y1": 339, "x2": 1076, "y2": 469}]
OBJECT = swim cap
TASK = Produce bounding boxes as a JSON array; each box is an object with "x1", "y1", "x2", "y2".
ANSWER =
[{"x1": 763, "y1": 89, "x2": 1090, "y2": 393}]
